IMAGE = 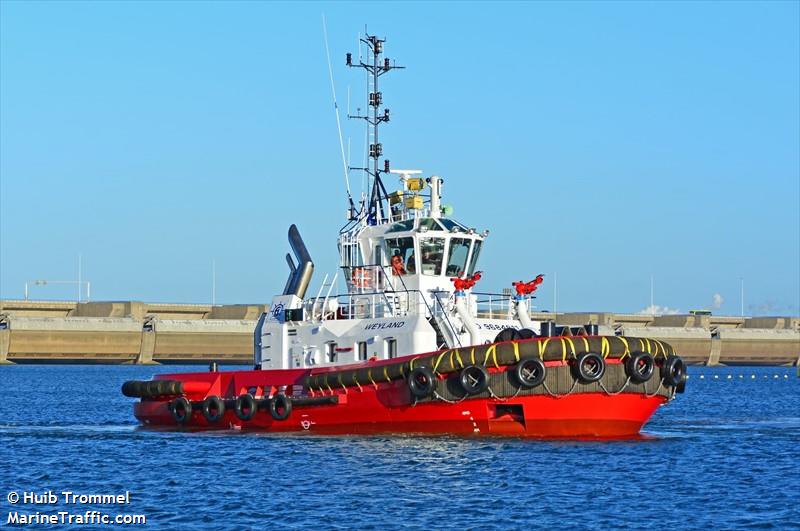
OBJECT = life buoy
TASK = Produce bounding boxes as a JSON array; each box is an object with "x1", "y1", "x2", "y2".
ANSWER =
[
  {"x1": 269, "y1": 393, "x2": 292, "y2": 421},
  {"x1": 390, "y1": 254, "x2": 406, "y2": 275},
  {"x1": 234, "y1": 393, "x2": 257, "y2": 421},
  {"x1": 202, "y1": 395, "x2": 225, "y2": 423},
  {"x1": 661, "y1": 355, "x2": 685, "y2": 387},
  {"x1": 351, "y1": 267, "x2": 373, "y2": 288},
  {"x1": 513, "y1": 358, "x2": 546, "y2": 388},
  {"x1": 459, "y1": 364, "x2": 490, "y2": 395},
  {"x1": 572, "y1": 352, "x2": 605, "y2": 384},
  {"x1": 170, "y1": 396, "x2": 193, "y2": 424},
  {"x1": 625, "y1": 352, "x2": 655, "y2": 384},
  {"x1": 408, "y1": 366, "x2": 437, "y2": 399}
]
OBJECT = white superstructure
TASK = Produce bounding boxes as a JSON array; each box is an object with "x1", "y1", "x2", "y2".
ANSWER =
[{"x1": 254, "y1": 33, "x2": 541, "y2": 370}]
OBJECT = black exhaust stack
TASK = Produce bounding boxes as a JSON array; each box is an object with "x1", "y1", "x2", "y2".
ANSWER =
[{"x1": 282, "y1": 224, "x2": 314, "y2": 299}]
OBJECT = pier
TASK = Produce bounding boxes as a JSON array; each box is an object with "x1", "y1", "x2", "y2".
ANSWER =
[{"x1": 0, "y1": 300, "x2": 797, "y2": 365}]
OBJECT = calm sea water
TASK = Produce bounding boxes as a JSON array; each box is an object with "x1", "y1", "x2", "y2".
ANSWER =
[{"x1": 1, "y1": 364, "x2": 798, "y2": 530}]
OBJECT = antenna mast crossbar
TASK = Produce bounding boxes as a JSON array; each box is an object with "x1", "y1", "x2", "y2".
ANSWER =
[{"x1": 346, "y1": 33, "x2": 404, "y2": 225}]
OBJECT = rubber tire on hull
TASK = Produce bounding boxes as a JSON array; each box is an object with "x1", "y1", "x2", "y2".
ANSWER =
[
  {"x1": 459, "y1": 365, "x2": 490, "y2": 395},
  {"x1": 572, "y1": 352, "x2": 606, "y2": 384},
  {"x1": 161, "y1": 380, "x2": 184, "y2": 396},
  {"x1": 517, "y1": 328, "x2": 537, "y2": 339},
  {"x1": 662, "y1": 355, "x2": 686, "y2": 387},
  {"x1": 170, "y1": 397, "x2": 193, "y2": 424},
  {"x1": 494, "y1": 328, "x2": 522, "y2": 343},
  {"x1": 122, "y1": 380, "x2": 184, "y2": 398},
  {"x1": 144, "y1": 381, "x2": 164, "y2": 397},
  {"x1": 676, "y1": 368, "x2": 688, "y2": 394},
  {"x1": 234, "y1": 393, "x2": 257, "y2": 421},
  {"x1": 121, "y1": 381, "x2": 143, "y2": 398},
  {"x1": 625, "y1": 352, "x2": 655, "y2": 384},
  {"x1": 202, "y1": 395, "x2": 225, "y2": 423},
  {"x1": 513, "y1": 358, "x2": 547, "y2": 388},
  {"x1": 269, "y1": 394, "x2": 292, "y2": 421},
  {"x1": 408, "y1": 366, "x2": 437, "y2": 399}
]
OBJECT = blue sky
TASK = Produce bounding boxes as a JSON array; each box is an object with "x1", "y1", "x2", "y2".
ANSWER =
[{"x1": 1, "y1": 1, "x2": 798, "y2": 316}]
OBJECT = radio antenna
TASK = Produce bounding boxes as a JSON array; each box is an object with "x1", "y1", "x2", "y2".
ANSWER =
[
  {"x1": 322, "y1": 14, "x2": 355, "y2": 214},
  {"x1": 346, "y1": 31, "x2": 404, "y2": 225}
]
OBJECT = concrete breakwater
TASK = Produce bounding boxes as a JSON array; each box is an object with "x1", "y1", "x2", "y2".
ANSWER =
[{"x1": 0, "y1": 300, "x2": 798, "y2": 366}]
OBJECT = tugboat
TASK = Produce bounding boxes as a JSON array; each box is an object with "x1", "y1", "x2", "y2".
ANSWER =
[{"x1": 123, "y1": 33, "x2": 686, "y2": 437}]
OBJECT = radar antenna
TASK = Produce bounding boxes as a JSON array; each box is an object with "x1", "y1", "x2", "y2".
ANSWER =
[{"x1": 346, "y1": 32, "x2": 404, "y2": 225}]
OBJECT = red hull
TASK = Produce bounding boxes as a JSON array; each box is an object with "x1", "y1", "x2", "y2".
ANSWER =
[{"x1": 133, "y1": 366, "x2": 667, "y2": 438}]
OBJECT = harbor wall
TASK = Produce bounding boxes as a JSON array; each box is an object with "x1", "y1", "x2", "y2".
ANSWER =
[{"x1": 0, "y1": 300, "x2": 797, "y2": 365}]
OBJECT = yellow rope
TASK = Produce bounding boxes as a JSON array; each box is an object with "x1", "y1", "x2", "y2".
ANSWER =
[
  {"x1": 560, "y1": 338, "x2": 567, "y2": 362},
  {"x1": 565, "y1": 337, "x2": 576, "y2": 359},
  {"x1": 368, "y1": 369, "x2": 378, "y2": 389},
  {"x1": 539, "y1": 338, "x2": 550, "y2": 360},
  {"x1": 618, "y1": 337, "x2": 630, "y2": 359},
  {"x1": 434, "y1": 350, "x2": 448, "y2": 373},
  {"x1": 659, "y1": 340, "x2": 668, "y2": 357},
  {"x1": 601, "y1": 337, "x2": 610, "y2": 358},
  {"x1": 512, "y1": 342, "x2": 520, "y2": 362},
  {"x1": 483, "y1": 344, "x2": 496, "y2": 366},
  {"x1": 383, "y1": 366, "x2": 391, "y2": 383},
  {"x1": 581, "y1": 336, "x2": 589, "y2": 353}
]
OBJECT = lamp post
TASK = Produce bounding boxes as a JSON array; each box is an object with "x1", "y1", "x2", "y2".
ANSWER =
[{"x1": 740, "y1": 277, "x2": 744, "y2": 317}]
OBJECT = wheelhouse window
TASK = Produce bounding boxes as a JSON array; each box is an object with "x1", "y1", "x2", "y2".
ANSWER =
[
  {"x1": 446, "y1": 238, "x2": 471, "y2": 277},
  {"x1": 420, "y1": 237, "x2": 445, "y2": 276},
  {"x1": 384, "y1": 237, "x2": 416, "y2": 275},
  {"x1": 340, "y1": 241, "x2": 364, "y2": 271},
  {"x1": 467, "y1": 240, "x2": 483, "y2": 275},
  {"x1": 418, "y1": 218, "x2": 444, "y2": 231},
  {"x1": 439, "y1": 218, "x2": 468, "y2": 233},
  {"x1": 387, "y1": 220, "x2": 415, "y2": 233}
]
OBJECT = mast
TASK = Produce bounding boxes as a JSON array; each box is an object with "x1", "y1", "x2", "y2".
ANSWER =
[{"x1": 346, "y1": 33, "x2": 404, "y2": 225}]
